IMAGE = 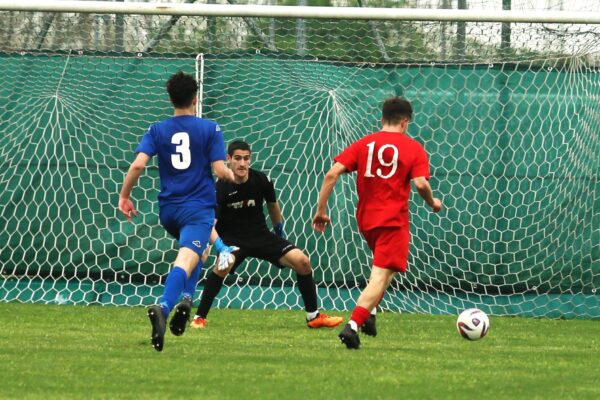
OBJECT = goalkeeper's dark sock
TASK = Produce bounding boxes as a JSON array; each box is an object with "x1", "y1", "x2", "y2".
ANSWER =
[
  {"x1": 195, "y1": 271, "x2": 225, "y2": 319},
  {"x1": 296, "y1": 272, "x2": 318, "y2": 315},
  {"x1": 350, "y1": 306, "x2": 371, "y2": 331},
  {"x1": 159, "y1": 266, "x2": 187, "y2": 318},
  {"x1": 182, "y1": 261, "x2": 204, "y2": 300}
]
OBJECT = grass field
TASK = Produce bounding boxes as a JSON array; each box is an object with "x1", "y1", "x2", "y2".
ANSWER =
[{"x1": 0, "y1": 302, "x2": 598, "y2": 400}]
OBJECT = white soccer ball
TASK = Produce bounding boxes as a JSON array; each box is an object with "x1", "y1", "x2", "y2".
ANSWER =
[{"x1": 456, "y1": 308, "x2": 490, "y2": 341}]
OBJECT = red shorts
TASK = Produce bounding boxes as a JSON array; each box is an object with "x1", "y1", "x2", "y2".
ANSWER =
[{"x1": 362, "y1": 227, "x2": 409, "y2": 272}]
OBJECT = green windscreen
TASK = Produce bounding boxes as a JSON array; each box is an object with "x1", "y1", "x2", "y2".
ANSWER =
[{"x1": 0, "y1": 53, "x2": 598, "y2": 318}]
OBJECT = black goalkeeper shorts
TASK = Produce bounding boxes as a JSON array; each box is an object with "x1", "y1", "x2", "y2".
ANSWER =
[{"x1": 220, "y1": 232, "x2": 297, "y2": 273}]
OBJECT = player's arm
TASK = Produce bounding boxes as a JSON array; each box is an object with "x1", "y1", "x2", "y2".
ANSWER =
[
  {"x1": 208, "y1": 224, "x2": 239, "y2": 271},
  {"x1": 208, "y1": 224, "x2": 235, "y2": 255},
  {"x1": 209, "y1": 224, "x2": 220, "y2": 245},
  {"x1": 312, "y1": 162, "x2": 347, "y2": 232},
  {"x1": 266, "y1": 202, "x2": 284, "y2": 237},
  {"x1": 118, "y1": 152, "x2": 150, "y2": 222},
  {"x1": 212, "y1": 160, "x2": 235, "y2": 183},
  {"x1": 412, "y1": 176, "x2": 442, "y2": 212}
]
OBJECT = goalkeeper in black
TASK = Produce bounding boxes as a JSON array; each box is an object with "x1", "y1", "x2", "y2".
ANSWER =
[{"x1": 186, "y1": 140, "x2": 343, "y2": 329}]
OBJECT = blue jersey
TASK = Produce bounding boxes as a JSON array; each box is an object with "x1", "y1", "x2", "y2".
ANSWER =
[{"x1": 135, "y1": 115, "x2": 226, "y2": 208}]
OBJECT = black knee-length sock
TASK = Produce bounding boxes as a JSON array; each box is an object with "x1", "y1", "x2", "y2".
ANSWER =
[
  {"x1": 195, "y1": 271, "x2": 225, "y2": 319},
  {"x1": 296, "y1": 272, "x2": 318, "y2": 313}
]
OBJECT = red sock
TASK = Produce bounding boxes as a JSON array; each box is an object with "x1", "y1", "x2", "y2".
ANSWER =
[{"x1": 350, "y1": 306, "x2": 371, "y2": 328}]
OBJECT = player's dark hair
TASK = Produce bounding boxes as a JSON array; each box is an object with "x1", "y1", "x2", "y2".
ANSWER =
[
  {"x1": 166, "y1": 71, "x2": 198, "y2": 108},
  {"x1": 228, "y1": 140, "x2": 251, "y2": 156},
  {"x1": 382, "y1": 97, "x2": 413, "y2": 124}
]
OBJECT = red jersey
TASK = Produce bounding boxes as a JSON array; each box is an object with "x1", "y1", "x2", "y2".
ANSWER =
[{"x1": 334, "y1": 131, "x2": 430, "y2": 232}]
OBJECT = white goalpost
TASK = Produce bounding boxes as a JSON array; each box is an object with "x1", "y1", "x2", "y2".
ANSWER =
[
  {"x1": 1, "y1": 1, "x2": 600, "y2": 23},
  {"x1": 0, "y1": 1, "x2": 598, "y2": 319}
]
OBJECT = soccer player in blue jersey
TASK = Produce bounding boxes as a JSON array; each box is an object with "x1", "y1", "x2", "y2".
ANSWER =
[{"x1": 118, "y1": 71, "x2": 234, "y2": 352}]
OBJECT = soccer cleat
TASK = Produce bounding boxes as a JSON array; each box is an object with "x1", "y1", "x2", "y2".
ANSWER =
[
  {"x1": 360, "y1": 314, "x2": 377, "y2": 337},
  {"x1": 306, "y1": 313, "x2": 344, "y2": 329},
  {"x1": 190, "y1": 316, "x2": 207, "y2": 330},
  {"x1": 147, "y1": 305, "x2": 166, "y2": 352},
  {"x1": 338, "y1": 323, "x2": 360, "y2": 349},
  {"x1": 169, "y1": 298, "x2": 191, "y2": 336}
]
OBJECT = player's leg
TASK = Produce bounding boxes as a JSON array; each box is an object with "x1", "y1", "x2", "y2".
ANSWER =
[
  {"x1": 360, "y1": 291, "x2": 384, "y2": 337},
  {"x1": 158, "y1": 248, "x2": 198, "y2": 317},
  {"x1": 146, "y1": 206, "x2": 187, "y2": 350},
  {"x1": 353, "y1": 266, "x2": 396, "y2": 326},
  {"x1": 147, "y1": 206, "x2": 198, "y2": 351},
  {"x1": 278, "y1": 249, "x2": 318, "y2": 318},
  {"x1": 174, "y1": 245, "x2": 211, "y2": 330},
  {"x1": 190, "y1": 268, "x2": 224, "y2": 329},
  {"x1": 278, "y1": 248, "x2": 343, "y2": 329},
  {"x1": 339, "y1": 227, "x2": 407, "y2": 349},
  {"x1": 148, "y1": 247, "x2": 199, "y2": 351},
  {"x1": 191, "y1": 246, "x2": 247, "y2": 329},
  {"x1": 182, "y1": 245, "x2": 212, "y2": 301},
  {"x1": 339, "y1": 266, "x2": 395, "y2": 349},
  {"x1": 154, "y1": 205, "x2": 194, "y2": 317},
  {"x1": 168, "y1": 217, "x2": 212, "y2": 337}
]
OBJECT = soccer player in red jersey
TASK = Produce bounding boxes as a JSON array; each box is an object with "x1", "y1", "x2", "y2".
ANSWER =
[{"x1": 312, "y1": 97, "x2": 442, "y2": 349}]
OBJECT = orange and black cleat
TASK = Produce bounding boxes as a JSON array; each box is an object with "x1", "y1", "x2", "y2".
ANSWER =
[
  {"x1": 190, "y1": 316, "x2": 208, "y2": 330},
  {"x1": 307, "y1": 313, "x2": 343, "y2": 329}
]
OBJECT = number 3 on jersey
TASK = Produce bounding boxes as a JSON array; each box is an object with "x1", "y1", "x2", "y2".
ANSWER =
[
  {"x1": 365, "y1": 141, "x2": 399, "y2": 179},
  {"x1": 171, "y1": 132, "x2": 191, "y2": 169}
]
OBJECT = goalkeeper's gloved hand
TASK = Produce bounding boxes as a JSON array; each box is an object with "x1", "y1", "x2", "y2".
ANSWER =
[
  {"x1": 273, "y1": 222, "x2": 284, "y2": 239},
  {"x1": 214, "y1": 237, "x2": 239, "y2": 271}
]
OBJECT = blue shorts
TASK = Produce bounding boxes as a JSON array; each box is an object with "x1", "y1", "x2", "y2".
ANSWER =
[{"x1": 159, "y1": 205, "x2": 214, "y2": 257}]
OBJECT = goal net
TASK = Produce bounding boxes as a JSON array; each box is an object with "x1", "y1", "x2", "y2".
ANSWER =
[{"x1": 0, "y1": 1, "x2": 598, "y2": 319}]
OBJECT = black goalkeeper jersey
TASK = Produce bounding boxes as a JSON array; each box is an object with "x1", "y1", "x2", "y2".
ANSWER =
[{"x1": 215, "y1": 168, "x2": 277, "y2": 241}]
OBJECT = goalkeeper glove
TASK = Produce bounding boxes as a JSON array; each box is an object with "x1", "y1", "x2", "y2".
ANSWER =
[
  {"x1": 273, "y1": 222, "x2": 284, "y2": 239},
  {"x1": 214, "y1": 237, "x2": 239, "y2": 271}
]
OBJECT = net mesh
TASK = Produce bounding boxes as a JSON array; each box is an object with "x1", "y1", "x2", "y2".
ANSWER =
[{"x1": 0, "y1": 0, "x2": 598, "y2": 318}]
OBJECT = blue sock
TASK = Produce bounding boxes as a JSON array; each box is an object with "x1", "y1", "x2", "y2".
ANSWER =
[
  {"x1": 182, "y1": 261, "x2": 204, "y2": 300},
  {"x1": 159, "y1": 266, "x2": 187, "y2": 318}
]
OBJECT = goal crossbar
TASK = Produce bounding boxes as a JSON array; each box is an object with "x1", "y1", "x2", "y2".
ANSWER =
[{"x1": 1, "y1": 1, "x2": 600, "y2": 24}]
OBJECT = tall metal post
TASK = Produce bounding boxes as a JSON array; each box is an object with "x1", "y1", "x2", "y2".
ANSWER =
[
  {"x1": 296, "y1": 0, "x2": 306, "y2": 56},
  {"x1": 456, "y1": 0, "x2": 467, "y2": 62},
  {"x1": 115, "y1": 0, "x2": 124, "y2": 52},
  {"x1": 205, "y1": 0, "x2": 216, "y2": 53},
  {"x1": 440, "y1": 0, "x2": 449, "y2": 60},
  {"x1": 501, "y1": 0, "x2": 511, "y2": 58}
]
